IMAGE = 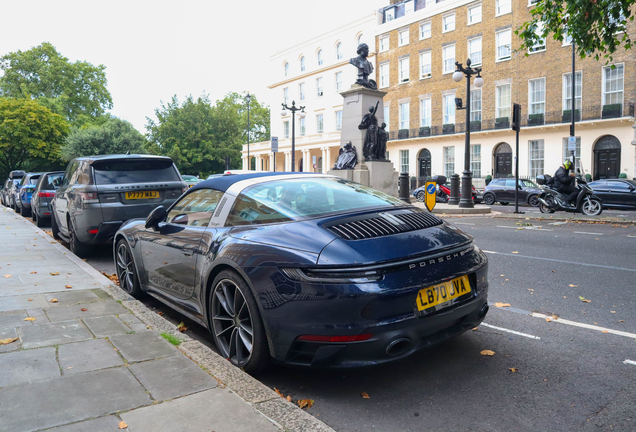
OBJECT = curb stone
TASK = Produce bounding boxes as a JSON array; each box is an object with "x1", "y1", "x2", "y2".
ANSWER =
[
  {"x1": 492, "y1": 214, "x2": 636, "y2": 225},
  {"x1": 17, "y1": 214, "x2": 337, "y2": 432}
]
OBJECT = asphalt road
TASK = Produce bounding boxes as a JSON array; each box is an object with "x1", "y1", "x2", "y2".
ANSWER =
[{"x1": 34, "y1": 212, "x2": 636, "y2": 432}]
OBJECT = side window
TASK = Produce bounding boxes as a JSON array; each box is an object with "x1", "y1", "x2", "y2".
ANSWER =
[
  {"x1": 505, "y1": 179, "x2": 516, "y2": 187},
  {"x1": 77, "y1": 162, "x2": 92, "y2": 185},
  {"x1": 167, "y1": 189, "x2": 224, "y2": 227},
  {"x1": 63, "y1": 161, "x2": 78, "y2": 186},
  {"x1": 607, "y1": 181, "x2": 629, "y2": 191}
]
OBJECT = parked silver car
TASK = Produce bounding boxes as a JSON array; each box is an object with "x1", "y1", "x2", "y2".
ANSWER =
[{"x1": 31, "y1": 171, "x2": 64, "y2": 227}]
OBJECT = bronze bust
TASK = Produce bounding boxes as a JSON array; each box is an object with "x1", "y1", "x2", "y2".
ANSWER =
[{"x1": 349, "y1": 43, "x2": 377, "y2": 90}]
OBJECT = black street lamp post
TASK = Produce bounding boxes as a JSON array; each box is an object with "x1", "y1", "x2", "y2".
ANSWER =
[
  {"x1": 280, "y1": 101, "x2": 305, "y2": 172},
  {"x1": 245, "y1": 93, "x2": 251, "y2": 170},
  {"x1": 452, "y1": 58, "x2": 484, "y2": 208}
]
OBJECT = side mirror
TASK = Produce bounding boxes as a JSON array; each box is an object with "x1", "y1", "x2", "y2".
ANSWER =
[
  {"x1": 171, "y1": 213, "x2": 188, "y2": 225},
  {"x1": 145, "y1": 206, "x2": 167, "y2": 230}
]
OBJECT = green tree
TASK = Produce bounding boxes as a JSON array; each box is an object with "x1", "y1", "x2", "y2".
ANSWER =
[
  {"x1": 146, "y1": 94, "x2": 243, "y2": 176},
  {"x1": 61, "y1": 118, "x2": 146, "y2": 161},
  {"x1": 0, "y1": 98, "x2": 69, "y2": 179},
  {"x1": 0, "y1": 42, "x2": 113, "y2": 124},
  {"x1": 517, "y1": 0, "x2": 634, "y2": 61},
  {"x1": 216, "y1": 92, "x2": 270, "y2": 144}
]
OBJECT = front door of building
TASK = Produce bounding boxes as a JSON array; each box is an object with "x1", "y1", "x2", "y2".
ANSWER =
[
  {"x1": 493, "y1": 142, "x2": 513, "y2": 178},
  {"x1": 593, "y1": 135, "x2": 621, "y2": 180},
  {"x1": 418, "y1": 149, "x2": 431, "y2": 186}
]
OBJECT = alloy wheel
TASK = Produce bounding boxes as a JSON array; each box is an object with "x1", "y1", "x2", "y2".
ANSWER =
[
  {"x1": 483, "y1": 194, "x2": 495, "y2": 205},
  {"x1": 116, "y1": 243, "x2": 135, "y2": 293},
  {"x1": 416, "y1": 191, "x2": 425, "y2": 202},
  {"x1": 212, "y1": 279, "x2": 254, "y2": 367},
  {"x1": 529, "y1": 195, "x2": 540, "y2": 207},
  {"x1": 582, "y1": 199, "x2": 602, "y2": 216}
]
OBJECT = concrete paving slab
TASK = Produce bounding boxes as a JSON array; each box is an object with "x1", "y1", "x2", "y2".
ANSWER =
[
  {"x1": 45, "y1": 300, "x2": 128, "y2": 322},
  {"x1": 109, "y1": 331, "x2": 178, "y2": 362},
  {"x1": 19, "y1": 320, "x2": 93, "y2": 349},
  {"x1": 44, "y1": 290, "x2": 102, "y2": 306},
  {"x1": 58, "y1": 338, "x2": 124, "y2": 375},
  {"x1": 0, "y1": 327, "x2": 19, "y2": 353},
  {"x1": 129, "y1": 354, "x2": 216, "y2": 401},
  {"x1": 121, "y1": 389, "x2": 281, "y2": 432},
  {"x1": 118, "y1": 313, "x2": 146, "y2": 331},
  {"x1": 0, "y1": 367, "x2": 151, "y2": 432},
  {"x1": 0, "y1": 346, "x2": 60, "y2": 387},
  {"x1": 0, "y1": 309, "x2": 28, "y2": 328},
  {"x1": 92, "y1": 288, "x2": 113, "y2": 300},
  {"x1": 83, "y1": 315, "x2": 131, "y2": 337},
  {"x1": 42, "y1": 415, "x2": 123, "y2": 432},
  {"x1": 0, "y1": 253, "x2": 47, "y2": 262},
  {"x1": 0, "y1": 294, "x2": 48, "y2": 311}
]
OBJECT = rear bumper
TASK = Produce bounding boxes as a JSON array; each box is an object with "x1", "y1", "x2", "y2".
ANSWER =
[{"x1": 77, "y1": 221, "x2": 123, "y2": 244}]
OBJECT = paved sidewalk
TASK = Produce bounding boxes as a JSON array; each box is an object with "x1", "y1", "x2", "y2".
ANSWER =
[{"x1": 0, "y1": 207, "x2": 334, "y2": 432}]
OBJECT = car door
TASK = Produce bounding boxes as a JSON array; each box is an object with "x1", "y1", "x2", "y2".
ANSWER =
[
  {"x1": 138, "y1": 188, "x2": 224, "y2": 299},
  {"x1": 590, "y1": 180, "x2": 609, "y2": 205},
  {"x1": 54, "y1": 161, "x2": 80, "y2": 234},
  {"x1": 606, "y1": 180, "x2": 635, "y2": 208},
  {"x1": 497, "y1": 179, "x2": 516, "y2": 202}
]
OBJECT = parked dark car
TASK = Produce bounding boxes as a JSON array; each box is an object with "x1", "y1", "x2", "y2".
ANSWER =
[
  {"x1": 31, "y1": 171, "x2": 64, "y2": 227},
  {"x1": 589, "y1": 179, "x2": 636, "y2": 210},
  {"x1": 2, "y1": 179, "x2": 14, "y2": 207},
  {"x1": 3, "y1": 170, "x2": 25, "y2": 209},
  {"x1": 15, "y1": 173, "x2": 42, "y2": 217},
  {"x1": 52, "y1": 154, "x2": 187, "y2": 257},
  {"x1": 114, "y1": 173, "x2": 489, "y2": 373},
  {"x1": 482, "y1": 178, "x2": 541, "y2": 206}
]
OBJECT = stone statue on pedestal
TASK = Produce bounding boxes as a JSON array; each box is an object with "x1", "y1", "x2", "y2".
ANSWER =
[
  {"x1": 349, "y1": 43, "x2": 377, "y2": 90},
  {"x1": 358, "y1": 102, "x2": 387, "y2": 161},
  {"x1": 333, "y1": 142, "x2": 357, "y2": 169}
]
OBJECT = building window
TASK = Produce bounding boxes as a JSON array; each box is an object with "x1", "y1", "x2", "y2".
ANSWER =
[
  {"x1": 528, "y1": 0, "x2": 539, "y2": 4},
  {"x1": 443, "y1": 94, "x2": 455, "y2": 124},
  {"x1": 419, "y1": 51, "x2": 431, "y2": 78},
  {"x1": 399, "y1": 102, "x2": 410, "y2": 129},
  {"x1": 528, "y1": 78, "x2": 546, "y2": 115},
  {"x1": 444, "y1": 146, "x2": 455, "y2": 178},
  {"x1": 336, "y1": 43, "x2": 343, "y2": 60},
  {"x1": 316, "y1": 77, "x2": 323, "y2": 97},
  {"x1": 283, "y1": 88, "x2": 289, "y2": 104},
  {"x1": 443, "y1": 45, "x2": 455, "y2": 74},
  {"x1": 335, "y1": 72, "x2": 343, "y2": 92},
  {"x1": 529, "y1": 140, "x2": 544, "y2": 178},
  {"x1": 468, "y1": 37, "x2": 482, "y2": 65},
  {"x1": 603, "y1": 64, "x2": 624, "y2": 105},
  {"x1": 496, "y1": 0, "x2": 511, "y2": 15},
  {"x1": 471, "y1": 89, "x2": 482, "y2": 121},
  {"x1": 400, "y1": 150, "x2": 409, "y2": 173},
  {"x1": 563, "y1": 71, "x2": 582, "y2": 111},
  {"x1": 284, "y1": 62, "x2": 289, "y2": 77},
  {"x1": 420, "y1": 21, "x2": 431, "y2": 39},
  {"x1": 300, "y1": 56, "x2": 305, "y2": 72},
  {"x1": 380, "y1": 63, "x2": 390, "y2": 88},
  {"x1": 470, "y1": 144, "x2": 481, "y2": 178},
  {"x1": 420, "y1": 98, "x2": 431, "y2": 127},
  {"x1": 380, "y1": 36, "x2": 389, "y2": 52},
  {"x1": 317, "y1": 50, "x2": 323, "y2": 66},
  {"x1": 299, "y1": 117, "x2": 306, "y2": 136},
  {"x1": 562, "y1": 137, "x2": 581, "y2": 171},
  {"x1": 283, "y1": 121, "x2": 290, "y2": 138},
  {"x1": 399, "y1": 57, "x2": 410, "y2": 83},
  {"x1": 399, "y1": 29, "x2": 409, "y2": 46},
  {"x1": 384, "y1": 105, "x2": 390, "y2": 130},
  {"x1": 335, "y1": 111, "x2": 342, "y2": 130},
  {"x1": 299, "y1": 83, "x2": 305, "y2": 101},
  {"x1": 496, "y1": 29, "x2": 511, "y2": 60},
  {"x1": 316, "y1": 114, "x2": 324, "y2": 134},
  {"x1": 385, "y1": 7, "x2": 395, "y2": 22},
  {"x1": 443, "y1": 13, "x2": 455, "y2": 32},
  {"x1": 496, "y1": 84, "x2": 511, "y2": 118},
  {"x1": 529, "y1": 22, "x2": 546, "y2": 52},
  {"x1": 468, "y1": 4, "x2": 482, "y2": 24}
]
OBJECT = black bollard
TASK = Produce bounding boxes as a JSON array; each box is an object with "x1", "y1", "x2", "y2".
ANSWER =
[
  {"x1": 448, "y1": 174, "x2": 460, "y2": 205},
  {"x1": 399, "y1": 172, "x2": 410, "y2": 203}
]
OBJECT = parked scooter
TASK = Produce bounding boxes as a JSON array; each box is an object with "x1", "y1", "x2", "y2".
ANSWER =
[{"x1": 535, "y1": 169, "x2": 603, "y2": 216}]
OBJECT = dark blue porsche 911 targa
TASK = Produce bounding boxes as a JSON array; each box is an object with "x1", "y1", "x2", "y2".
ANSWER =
[{"x1": 114, "y1": 172, "x2": 489, "y2": 373}]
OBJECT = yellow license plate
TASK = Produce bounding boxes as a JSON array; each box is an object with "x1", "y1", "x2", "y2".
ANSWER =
[
  {"x1": 125, "y1": 191, "x2": 159, "y2": 200},
  {"x1": 416, "y1": 275, "x2": 471, "y2": 312}
]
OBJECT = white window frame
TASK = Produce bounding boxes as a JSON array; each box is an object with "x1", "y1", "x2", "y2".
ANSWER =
[
  {"x1": 316, "y1": 114, "x2": 324, "y2": 134},
  {"x1": 602, "y1": 64, "x2": 624, "y2": 106},
  {"x1": 419, "y1": 21, "x2": 431, "y2": 40},
  {"x1": 470, "y1": 89, "x2": 482, "y2": 122},
  {"x1": 529, "y1": 22, "x2": 546, "y2": 53},
  {"x1": 380, "y1": 36, "x2": 389, "y2": 52},
  {"x1": 300, "y1": 56, "x2": 305, "y2": 72},
  {"x1": 284, "y1": 62, "x2": 289, "y2": 77},
  {"x1": 283, "y1": 121, "x2": 290, "y2": 138},
  {"x1": 528, "y1": 140, "x2": 545, "y2": 179},
  {"x1": 380, "y1": 63, "x2": 390, "y2": 88},
  {"x1": 419, "y1": 51, "x2": 431, "y2": 79},
  {"x1": 470, "y1": 144, "x2": 481, "y2": 178},
  {"x1": 562, "y1": 137, "x2": 581, "y2": 171},
  {"x1": 420, "y1": 98, "x2": 431, "y2": 127},
  {"x1": 442, "y1": 12, "x2": 455, "y2": 33},
  {"x1": 528, "y1": 78, "x2": 546, "y2": 115},
  {"x1": 298, "y1": 83, "x2": 305, "y2": 101},
  {"x1": 443, "y1": 94, "x2": 456, "y2": 124},
  {"x1": 496, "y1": 0, "x2": 511, "y2": 16},
  {"x1": 283, "y1": 88, "x2": 289, "y2": 104},
  {"x1": 316, "y1": 77, "x2": 323, "y2": 97},
  {"x1": 468, "y1": 4, "x2": 482, "y2": 25},
  {"x1": 496, "y1": 84, "x2": 511, "y2": 119},
  {"x1": 443, "y1": 146, "x2": 455, "y2": 178},
  {"x1": 562, "y1": 71, "x2": 582, "y2": 111},
  {"x1": 400, "y1": 150, "x2": 410, "y2": 174},
  {"x1": 335, "y1": 72, "x2": 343, "y2": 92},
  {"x1": 299, "y1": 117, "x2": 306, "y2": 136},
  {"x1": 317, "y1": 50, "x2": 323, "y2": 66},
  {"x1": 468, "y1": 37, "x2": 482, "y2": 66},
  {"x1": 335, "y1": 111, "x2": 342, "y2": 131},
  {"x1": 398, "y1": 29, "x2": 410, "y2": 47},
  {"x1": 399, "y1": 57, "x2": 410, "y2": 83},
  {"x1": 336, "y1": 43, "x2": 343, "y2": 60},
  {"x1": 443, "y1": 45, "x2": 455, "y2": 74},
  {"x1": 399, "y1": 102, "x2": 410, "y2": 130},
  {"x1": 496, "y1": 29, "x2": 511, "y2": 61},
  {"x1": 383, "y1": 106, "x2": 390, "y2": 131}
]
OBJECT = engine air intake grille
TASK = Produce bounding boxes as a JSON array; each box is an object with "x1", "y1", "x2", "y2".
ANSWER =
[{"x1": 324, "y1": 210, "x2": 443, "y2": 240}]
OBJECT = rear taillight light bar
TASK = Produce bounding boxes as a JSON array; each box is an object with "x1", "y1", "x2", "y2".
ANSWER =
[
  {"x1": 78, "y1": 192, "x2": 98, "y2": 204},
  {"x1": 38, "y1": 192, "x2": 55, "y2": 198}
]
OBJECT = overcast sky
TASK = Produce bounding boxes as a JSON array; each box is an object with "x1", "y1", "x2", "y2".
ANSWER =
[{"x1": 0, "y1": 0, "x2": 387, "y2": 133}]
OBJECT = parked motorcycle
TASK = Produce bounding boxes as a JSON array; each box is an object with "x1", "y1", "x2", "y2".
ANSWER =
[{"x1": 535, "y1": 170, "x2": 603, "y2": 216}]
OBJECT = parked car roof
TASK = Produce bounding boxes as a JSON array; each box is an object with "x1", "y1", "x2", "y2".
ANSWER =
[
  {"x1": 70, "y1": 154, "x2": 174, "y2": 163},
  {"x1": 190, "y1": 172, "x2": 321, "y2": 193}
]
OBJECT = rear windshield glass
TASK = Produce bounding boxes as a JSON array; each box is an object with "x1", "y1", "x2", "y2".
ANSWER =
[
  {"x1": 182, "y1": 175, "x2": 198, "y2": 181},
  {"x1": 42, "y1": 173, "x2": 63, "y2": 190},
  {"x1": 227, "y1": 177, "x2": 406, "y2": 226},
  {"x1": 93, "y1": 159, "x2": 179, "y2": 185},
  {"x1": 27, "y1": 176, "x2": 40, "y2": 185}
]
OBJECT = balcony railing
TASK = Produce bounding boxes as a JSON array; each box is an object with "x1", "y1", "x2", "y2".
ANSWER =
[{"x1": 388, "y1": 103, "x2": 635, "y2": 141}]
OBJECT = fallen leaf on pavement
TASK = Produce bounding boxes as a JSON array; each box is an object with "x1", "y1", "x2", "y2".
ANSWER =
[
  {"x1": 80, "y1": 308, "x2": 88, "y2": 312},
  {"x1": 4, "y1": 274, "x2": 11, "y2": 278},
  {"x1": 274, "y1": 388, "x2": 285, "y2": 398},
  {"x1": 30, "y1": 271, "x2": 37, "y2": 274},
  {"x1": 545, "y1": 318, "x2": 552, "y2": 322},
  {"x1": 157, "y1": 311, "x2": 164, "y2": 316},
  {"x1": 49, "y1": 299, "x2": 58, "y2": 303},
  {"x1": 569, "y1": 284, "x2": 578, "y2": 287},
  {"x1": 499, "y1": 274, "x2": 505, "y2": 277},
  {"x1": 480, "y1": 350, "x2": 495, "y2": 356},
  {"x1": 512, "y1": 251, "x2": 519, "y2": 254},
  {"x1": 602, "y1": 330, "x2": 609, "y2": 334},
  {"x1": 177, "y1": 322, "x2": 188, "y2": 333},
  {"x1": 0, "y1": 337, "x2": 18, "y2": 345},
  {"x1": 298, "y1": 399, "x2": 314, "y2": 409},
  {"x1": 619, "y1": 320, "x2": 625, "y2": 323},
  {"x1": 24, "y1": 317, "x2": 36, "y2": 321},
  {"x1": 509, "y1": 368, "x2": 519, "y2": 373},
  {"x1": 50, "y1": 272, "x2": 59, "y2": 276},
  {"x1": 286, "y1": 395, "x2": 292, "y2": 402},
  {"x1": 65, "y1": 285, "x2": 73, "y2": 289},
  {"x1": 28, "y1": 298, "x2": 33, "y2": 301},
  {"x1": 361, "y1": 392, "x2": 370, "y2": 399},
  {"x1": 494, "y1": 303, "x2": 511, "y2": 308},
  {"x1": 611, "y1": 311, "x2": 616, "y2": 313},
  {"x1": 118, "y1": 421, "x2": 128, "y2": 429},
  {"x1": 163, "y1": 262, "x2": 167, "y2": 264},
  {"x1": 101, "y1": 272, "x2": 119, "y2": 284}
]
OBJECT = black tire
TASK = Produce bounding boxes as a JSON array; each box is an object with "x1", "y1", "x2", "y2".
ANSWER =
[
  {"x1": 528, "y1": 195, "x2": 540, "y2": 207},
  {"x1": 14, "y1": 203, "x2": 20, "y2": 213},
  {"x1": 209, "y1": 269, "x2": 270, "y2": 374},
  {"x1": 31, "y1": 211, "x2": 36, "y2": 221},
  {"x1": 35, "y1": 212, "x2": 47, "y2": 228},
  {"x1": 416, "y1": 191, "x2": 425, "y2": 202},
  {"x1": 68, "y1": 217, "x2": 91, "y2": 258},
  {"x1": 581, "y1": 198, "x2": 603, "y2": 216},
  {"x1": 20, "y1": 204, "x2": 30, "y2": 217},
  {"x1": 539, "y1": 202, "x2": 555, "y2": 214},
  {"x1": 115, "y1": 239, "x2": 144, "y2": 298},
  {"x1": 51, "y1": 212, "x2": 61, "y2": 240},
  {"x1": 483, "y1": 193, "x2": 496, "y2": 206},
  {"x1": 500, "y1": 202, "x2": 509, "y2": 206}
]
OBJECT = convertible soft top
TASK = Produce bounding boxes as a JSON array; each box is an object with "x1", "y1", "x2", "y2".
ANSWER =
[{"x1": 189, "y1": 172, "x2": 321, "y2": 194}]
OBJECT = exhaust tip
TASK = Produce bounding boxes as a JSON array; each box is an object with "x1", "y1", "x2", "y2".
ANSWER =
[
  {"x1": 386, "y1": 338, "x2": 411, "y2": 357},
  {"x1": 478, "y1": 304, "x2": 489, "y2": 320}
]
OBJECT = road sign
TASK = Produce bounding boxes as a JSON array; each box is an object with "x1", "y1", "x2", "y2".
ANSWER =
[
  {"x1": 425, "y1": 181, "x2": 436, "y2": 212},
  {"x1": 313, "y1": 164, "x2": 317, "y2": 169},
  {"x1": 568, "y1": 136, "x2": 577, "y2": 152},
  {"x1": 271, "y1": 136, "x2": 278, "y2": 153}
]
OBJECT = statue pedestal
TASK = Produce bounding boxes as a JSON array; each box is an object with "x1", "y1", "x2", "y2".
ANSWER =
[
  {"x1": 327, "y1": 169, "x2": 353, "y2": 181},
  {"x1": 365, "y1": 161, "x2": 398, "y2": 196}
]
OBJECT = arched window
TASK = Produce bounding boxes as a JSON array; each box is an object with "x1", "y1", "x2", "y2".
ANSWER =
[
  {"x1": 336, "y1": 43, "x2": 343, "y2": 60},
  {"x1": 284, "y1": 62, "x2": 289, "y2": 77},
  {"x1": 300, "y1": 56, "x2": 305, "y2": 72},
  {"x1": 317, "y1": 50, "x2": 323, "y2": 66}
]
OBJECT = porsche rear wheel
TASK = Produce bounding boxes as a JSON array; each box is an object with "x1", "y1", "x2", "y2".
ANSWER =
[{"x1": 115, "y1": 239, "x2": 144, "y2": 298}]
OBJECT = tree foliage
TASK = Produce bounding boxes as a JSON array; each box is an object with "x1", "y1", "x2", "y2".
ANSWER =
[
  {"x1": 0, "y1": 98, "x2": 69, "y2": 179},
  {"x1": 61, "y1": 118, "x2": 146, "y2": 161},
  {"x1": 517, "y1": 0, "x2": 634, "y2": 61},
  {"x1": 0, "y1": 42, "x2": 113, "y2": 124},
  {"x1": 217, "y1": 92, "x2": 270, "y2": 144}
]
